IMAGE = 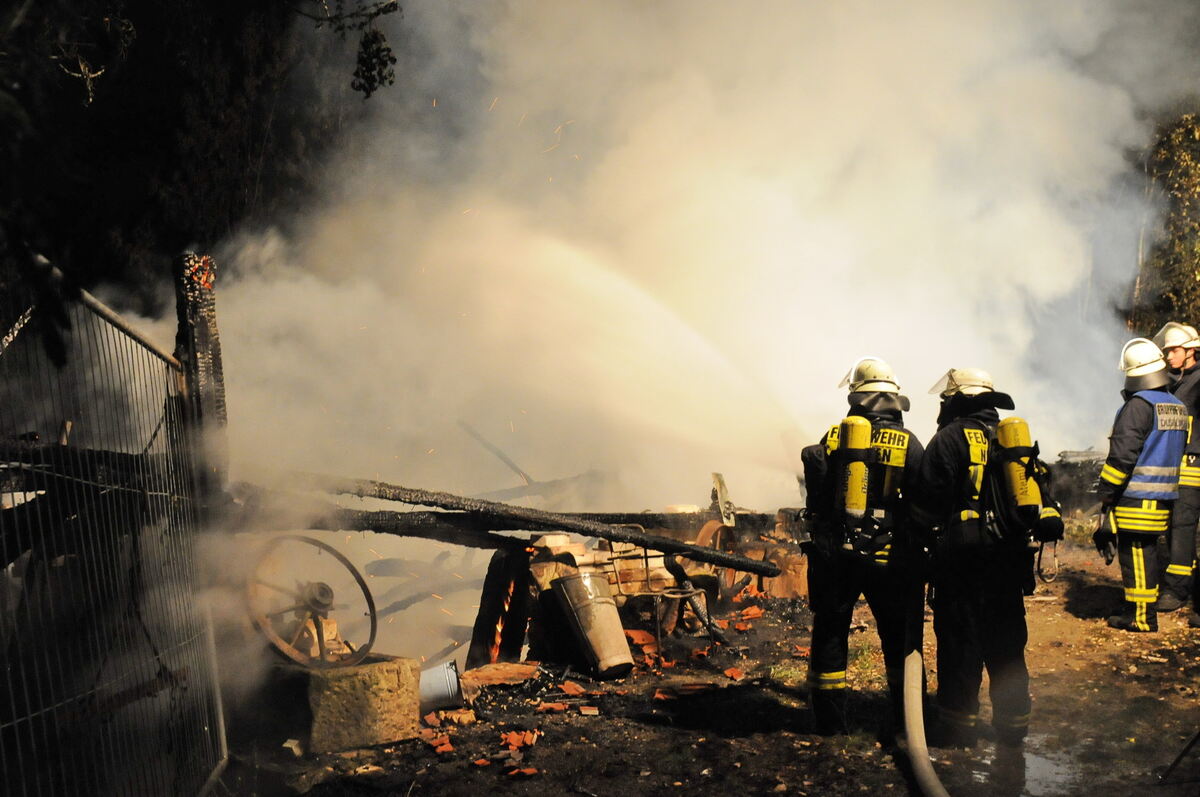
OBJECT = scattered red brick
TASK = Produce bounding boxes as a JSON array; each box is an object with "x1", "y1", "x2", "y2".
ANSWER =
[
  {"x1": 419, "y1": 728, "x2": 438, "y2": 740},
  {"x1": 724, "y1": 667, "x2": 746, "y2": 681},
  {"x1": 501, "y1": 729, "x2": 541, "y2": 750},
  {"x1": 560, "y1": 680, "x2": 586, "y2": 696},
  {"x1": 508, "y1": 767, "x2": 539, "y2": 777},
  {"x1": 793, "y1": 645, "x2": 811, "y2": 658},
  {"x1": 427, "y1": 734, "x2": 453, "y2": 754},
  {"x1": 579, "y1": 705, "x2": 599, "y2": 716},
  {"x1": 691, "y1": 646, "x2": 711, "y2": 659},
  {"x1": 423, "y1": 711, "x2": 441, "y2": 727},
  {"x1": 653, "y1": 688, "x2": 676, "y2": 701},
  {"x1": 734, "y1": 622, "x2": 752, "y2": 632},
  {"x1": 624, "y1": 629, "x2": 656, "y2": 646},
  {"x1": 739, "y1": 605, "x2": 765, "y2": 620},
  {"x1": 473, "y1": 759, "x2": 491, "y2": 767},
  {"x1": 536, "y1": 702, "x2": 568, "y2": 713},
  {"x1": 715, "y1": 619, "x2": 730, "y2": 630}
]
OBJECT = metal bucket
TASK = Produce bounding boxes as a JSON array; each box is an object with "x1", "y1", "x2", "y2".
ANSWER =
[
  {"x1": 551, "y1": 571, "x2": 633, "y2": 679},
  {"x1": 418, "y1": 660, "x2": 462, "y2": 711}
]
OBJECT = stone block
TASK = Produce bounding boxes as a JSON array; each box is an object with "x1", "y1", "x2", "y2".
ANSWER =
[{"x1": 307, "y1": 657, "x2": 420, "y2": 753}]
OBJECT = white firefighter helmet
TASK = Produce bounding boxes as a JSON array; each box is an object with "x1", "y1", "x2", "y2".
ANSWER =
[
  {"x1": 1120, "y1": 337, "x2": 1169, "y2": 391},
  {"x1": 1152, "y1": 321, "x2": 1200, "y2": 351},
  {"x1": 928, "y1": 367, "x2": 996, "y2": 397},
  {"x1": 837, "y1": 356, "x2": 900, "y2": 394}
]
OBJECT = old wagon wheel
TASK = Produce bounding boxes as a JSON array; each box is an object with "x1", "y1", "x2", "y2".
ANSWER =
[
  {"x1": 692, "y1": 519, "x2": 749, "y2": 602},
  {"x1": 246, "y1": 534, "x2": 377, "y2": 668}
]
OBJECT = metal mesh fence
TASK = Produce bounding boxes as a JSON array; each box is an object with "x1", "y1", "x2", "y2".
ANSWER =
[{"x1": 0, "y1": 280, "x2": 224, "y2": 795}]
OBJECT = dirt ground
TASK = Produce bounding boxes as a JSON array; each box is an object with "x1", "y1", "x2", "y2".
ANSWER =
[{"x1": 223, "y1": 542, "x2": 1200, "y2": 796}]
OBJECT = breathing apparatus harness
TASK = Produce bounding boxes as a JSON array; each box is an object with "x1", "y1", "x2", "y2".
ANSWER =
[{"x1": 831, "y1": 414, "x2": 907, "y2": 564}]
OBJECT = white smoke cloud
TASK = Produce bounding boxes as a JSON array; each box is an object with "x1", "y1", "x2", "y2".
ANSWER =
[{"x1": 216, "y1": 0, "x2": 1200, "y2": 513}]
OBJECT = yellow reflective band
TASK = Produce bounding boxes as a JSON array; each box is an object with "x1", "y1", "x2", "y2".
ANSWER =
[
  {"x1": 994, "y1": 714, "x2": 1030, "y2": 728},
  {"x1": 1134, "y1": 544, "x2": 1146, "y2": 591},
  {"x1": 1134, "y1": 601, "x2": 1153, "y2": 630},
  {"x1": 960, "y1": 510, "x2": 980, "y2": 522},
  {"x1": 812, "y1": 670, "x2": 846, "y2": 681},
  {"x1": 1112, "y1": 506, "x2": 1170, "y2": 519},
  {"x1": 1125, "y1": 588, "x2": 1158, "y2": 600},
  {"x1": 1166, "y1": 564, "x2": 1194, "y2": 576},
  {"x1": 1040, "y1": 507, "x2": 1061, "y2": 520},
  {"x1": 1113, "y1": 507, "x2": 1169, "y2": 516},
  {"x1": 938, "y1": 707, "x2": 978, "y2": 726},
  {"x1": 1101, "y1": 463, "x2": 1129, "y2": 485},
  {"x1": 810, "y1": 670, "x2": 848, "y2": 690},
  {"x1": 1112, "y1": 520, "x2": 1170, "y2": 529}
]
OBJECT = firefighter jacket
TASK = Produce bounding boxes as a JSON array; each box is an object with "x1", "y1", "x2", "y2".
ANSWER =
[
  {"x1": 910, "y1": 395, "x2": 1051, "y2": 543},
  {"x1": 911, "y1": 400, "x2": 1002, "y2": 534},
  {"x1": 801, "y1": 400, "x2": 924, "y2": 563},
  {"x1": 1169, "y1": 364, "x2": 1200, "y2": 488},
  {"x1": 1098, "y1": 389, "x2": 1187, "y2": 533}
]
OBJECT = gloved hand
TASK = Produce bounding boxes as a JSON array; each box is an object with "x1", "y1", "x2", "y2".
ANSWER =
[
  {"x1": 1034, "y1": 512, "x2": 1064, "y2": 543},
  {"x1": 1092, "y1": 527, "x2": 1116, "y2": 565}
]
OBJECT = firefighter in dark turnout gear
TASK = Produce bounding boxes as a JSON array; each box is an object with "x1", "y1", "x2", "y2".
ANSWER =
[
  {"x1": 912, "y1": 368, "x2": 1059, "y2": 748},
  {"x1": 1151, "y1": 322, "x2": 1200, "y2": 616},
  {"x1": 1096, "y1": 338, "x2": 1188, "y2": 632},
  {"x1": 801, "y1": 357, "x2": 925, "y2": 735}
]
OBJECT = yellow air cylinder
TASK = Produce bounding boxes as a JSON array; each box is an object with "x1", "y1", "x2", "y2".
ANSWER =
[
  {"x1": 997, "y1": 417, "x2": 1042, "y2": 510},
  {"x1": 839, "y1": 415, "x2": 872, "y2": 523}
]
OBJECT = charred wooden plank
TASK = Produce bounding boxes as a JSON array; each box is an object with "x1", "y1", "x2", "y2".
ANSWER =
[{"x1": 280, "y1": 472, "x2": 781, "y2": 577}]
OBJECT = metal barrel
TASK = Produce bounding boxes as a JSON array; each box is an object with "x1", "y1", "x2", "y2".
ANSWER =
[{"x1": 551, "y1": 571, "x2": 634, "y2": 679}]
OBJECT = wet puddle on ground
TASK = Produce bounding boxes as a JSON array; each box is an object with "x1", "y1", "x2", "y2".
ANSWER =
[{"x1": 957, "y1": 736, "x2": 1079, "y2": 796}]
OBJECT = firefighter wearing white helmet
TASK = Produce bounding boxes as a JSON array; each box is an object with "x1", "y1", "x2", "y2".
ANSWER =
[
  {"x1": 910, "y1": 367, "x2": 1061, "y2": 748},
  {"x1": 799, "y1": 357, "x2": 923, "y2": 734},
  {"x1": 1094, "y1": 338, "x2": 1188, "y2": 632},
  {"x1": 1144, "y1": 324, "x2": 1200, "y2": 620},
  {"x1": 1153, "y1": 321, "x2": 1200, "y2": 374}
]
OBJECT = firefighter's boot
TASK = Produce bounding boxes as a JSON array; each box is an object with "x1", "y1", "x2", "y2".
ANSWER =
[
  {"x1": 810, "y1": 689, "x2": 850, "y2": 735},
  {"x1": 1107, "y1": 601, "x2": 1158, "y2": 632}
]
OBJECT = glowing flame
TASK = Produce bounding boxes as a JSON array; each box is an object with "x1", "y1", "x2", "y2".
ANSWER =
[{"x1": 488, "y1": 579, "x2": 517, "y2": 663}]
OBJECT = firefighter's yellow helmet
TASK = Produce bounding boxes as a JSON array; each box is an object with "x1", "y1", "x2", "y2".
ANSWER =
[
  {"x1": 837, "y1": 357, "x2": 900, "y2": 394},
  {"x1": 1120, "y1": 338, "x2": 1169, "y2": 391},
  {"x1": 1152, "y1": 322, "x2": 1200, "y2": 351}
]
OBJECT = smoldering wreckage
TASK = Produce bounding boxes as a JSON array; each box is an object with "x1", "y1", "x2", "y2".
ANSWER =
[{"x1": 3, "y1": 257, "x2": 1200, "y2": 797}]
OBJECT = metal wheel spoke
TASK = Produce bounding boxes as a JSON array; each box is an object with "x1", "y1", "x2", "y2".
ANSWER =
[
  {"x1": 254, "y1": 579, "x2": 299, "y2": 598},
  {"x1": 313, "y1": 615, "x2": 328, "y2": 661},
  {"x1": 267, "y1": 604, "x2": 305, "y2": 619},
  {"x1": 289, "y1": 612, "x2": 313, "y2": 648}
]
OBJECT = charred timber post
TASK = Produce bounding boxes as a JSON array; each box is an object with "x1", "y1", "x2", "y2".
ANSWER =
[
  {"x1": 289, "y1": 472, "x2": 782, "y2": 578},
  {"x1": 173, "y1": 252, "x2": 228, "y2": 503}
]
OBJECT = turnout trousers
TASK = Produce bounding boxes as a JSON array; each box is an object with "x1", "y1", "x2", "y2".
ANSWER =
[
  {"x1": 1117, "y1": 532, "x2": 1161, "y2": 630},
  {"x1": 806, "y1": 544, "x2": 919, "y2": 734},
  {"x1": 1161, "y1": 484, "x2": 1200, "y2": 604},
  {"x1": 931, "y1": 538, "x2": 1031, "y2": 745},
  {"x1": 1109, "y1": 497, "x2": 1171, "y2": 630}
]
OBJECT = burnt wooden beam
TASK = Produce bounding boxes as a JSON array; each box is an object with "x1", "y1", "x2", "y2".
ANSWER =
[{"x1": 277, "y1": 472, "x2": 781, "y2": 578}]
